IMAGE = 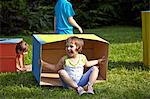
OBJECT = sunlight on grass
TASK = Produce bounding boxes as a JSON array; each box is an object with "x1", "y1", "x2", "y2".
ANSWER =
[{"x1": 109, "y1": 42, "x2": 143, "y2": 62}]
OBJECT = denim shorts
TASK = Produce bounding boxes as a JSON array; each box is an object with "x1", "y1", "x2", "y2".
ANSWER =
[
  {"x1": 56, "y1": 29, "x2": 73, "y2": 34},
  {"x1": 60, "y1": 66, "x2": 94, "y2": 88}
]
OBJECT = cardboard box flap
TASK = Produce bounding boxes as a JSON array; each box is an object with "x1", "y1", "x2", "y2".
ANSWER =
[{"x1": 33, "y1": 34, "x2": 109, "y2": 44}]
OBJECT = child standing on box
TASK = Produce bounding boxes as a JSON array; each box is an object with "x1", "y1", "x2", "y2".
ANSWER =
[
  {"x1": 42, "y1": 36, "x2": 105, "y2": 95},
  {"x1": 16, "y1": 41, "x2": 29, "y2": 72},
  {"x1": 54, "y1": 0, "x2": 83, "y2": 34}
]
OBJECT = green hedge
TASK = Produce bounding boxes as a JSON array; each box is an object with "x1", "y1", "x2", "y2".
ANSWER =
[{"x1": 0, "y1": 0, "x2": 148, "y2": 35}]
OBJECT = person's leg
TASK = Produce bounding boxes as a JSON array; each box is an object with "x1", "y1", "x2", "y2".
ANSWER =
[
  {"x1": 78, "y1": 66, "x2": 99, "y2": 94},
  {"x1": 58, "y1": 69, "x2": 78, "y2": 89},
  {"x1": 86, "y1": 66, "x2": 99, "y2": 94},
  {"x1": 16, "y1": 55, "x2": 26, "y2": 72},
  {"x1": 58, "y1": 69, "x2": 86, "y2": 95},
  {"x1": 88, "y1": 66, "x2": 99, "y2": 86},
  {"x1": 77, "y1": 66, "x2": 94, "y2": 87}
]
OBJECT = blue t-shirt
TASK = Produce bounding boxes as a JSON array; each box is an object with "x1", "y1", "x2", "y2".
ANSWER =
[{"x1": 55, "y1": 0, "x2": 75, "y2": 34}]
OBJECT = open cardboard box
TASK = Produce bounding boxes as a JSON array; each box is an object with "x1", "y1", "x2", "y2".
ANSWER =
[{"x1": 32, "y1": 34, "x2": 109, "y2": 86}]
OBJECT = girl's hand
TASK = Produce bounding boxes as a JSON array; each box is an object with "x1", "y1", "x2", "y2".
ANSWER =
[{"x1": 98, "y1": 56, "x2": 106, "y2": 64}]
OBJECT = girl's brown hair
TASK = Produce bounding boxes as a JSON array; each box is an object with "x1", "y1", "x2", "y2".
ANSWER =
[
  {"x1": 16, "y1": 41, "x2": 28, "y2": 54},
  {"x1": 66, "y1": 36, "x2": 84, "y2": 52}
]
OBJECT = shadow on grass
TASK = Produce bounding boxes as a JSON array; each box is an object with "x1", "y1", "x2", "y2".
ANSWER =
[
  {"x1": 0, "y1": 71, "x2": 63, "y2": 89},
  {"x1": 0, "y1": 71, "x2": 66, "y2": 98},
  {"x1": 108, "y1": 61, "x2": 150, "y2": 71},
  {"x1": 0, "y1": 72, "x2": 36, "y2": 87}
]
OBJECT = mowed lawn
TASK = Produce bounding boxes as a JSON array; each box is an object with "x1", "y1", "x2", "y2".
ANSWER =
[{"x1": 0, "y1": 26, "x2": 150, "y2": 99}]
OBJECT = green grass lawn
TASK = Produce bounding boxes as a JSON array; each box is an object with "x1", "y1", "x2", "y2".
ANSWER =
[{"x1": 0, "y1": 26, "x2": 150, "y2": 99}]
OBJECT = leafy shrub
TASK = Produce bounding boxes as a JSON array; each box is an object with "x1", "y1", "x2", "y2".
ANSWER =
[
  {"x1": 72, "y1": 0, "x2": 148, "y2": 28},
  {"x1": 0, "y1": 0, "x2": 54, "y2": 35},
  {"x1": 0, "y1": 0, "x2": 149, "y2": 35}
]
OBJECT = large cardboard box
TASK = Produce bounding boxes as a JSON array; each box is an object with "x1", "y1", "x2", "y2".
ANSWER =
[
  {"x1": 32, "y1": 34, "x2": 109, "y2": 86},
  {"x1": 0, "y1": 38, "x2": 23, "y2": 72}
]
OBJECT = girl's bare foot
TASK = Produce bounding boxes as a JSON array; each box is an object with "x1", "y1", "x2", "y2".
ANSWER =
[
  {"x1": 22, "y1": 67, "x2": 27, "y2": 71},
  {"x1": 17, "y1": 67, "x2": 27, "y2": 72}
]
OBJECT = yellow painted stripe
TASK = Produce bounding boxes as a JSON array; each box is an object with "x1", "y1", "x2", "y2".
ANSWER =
[
  {"x1": 142, "y1": 11, "x2": 150, "y2": 67},
  {"x1": 36, "y1": 34, "x2": 109, "y2": 44}
]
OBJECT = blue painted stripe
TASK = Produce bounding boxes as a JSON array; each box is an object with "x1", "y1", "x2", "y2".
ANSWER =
[
  {"x1": 32, "y1": 36, "x2": 42, "y2": 84},
  {"x1": 33, "y1": 34, "x2": 46, "y2": 44}
]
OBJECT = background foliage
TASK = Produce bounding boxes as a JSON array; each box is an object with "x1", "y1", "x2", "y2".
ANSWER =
[
  {"x1": 0, "y1": 0, "x2": 149, "y2": 35},
  {"x1": 72, "y1": 0, "x2": 149, "y2": 28},
  {"x1": 1, "y1": 0, "x2": 54, "y2": 35}
]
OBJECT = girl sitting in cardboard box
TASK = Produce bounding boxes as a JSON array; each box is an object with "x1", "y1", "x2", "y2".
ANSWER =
[{"x1": 42, "y1": 36, "x2": 105, "y2": 95}]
